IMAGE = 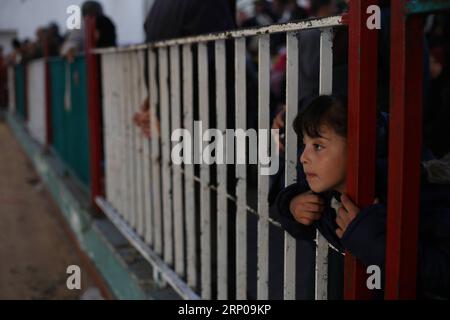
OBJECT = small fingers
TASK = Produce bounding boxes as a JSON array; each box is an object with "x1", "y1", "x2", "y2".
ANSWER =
[{"x1": 302, "y1": 202, "x2": 324, "y2": 213}]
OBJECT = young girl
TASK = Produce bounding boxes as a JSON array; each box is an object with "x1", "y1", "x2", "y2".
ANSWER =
[{"x1": 275, "y1": 95, "x2": 450, "y2": 299}]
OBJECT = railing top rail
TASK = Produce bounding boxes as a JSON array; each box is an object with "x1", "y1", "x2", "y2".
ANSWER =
[
  {"x1": 92, "y1": 15, "x2": 344, "y2": 55},
  {"x1": 406, "y1": 0, "x2": 450, "y2": 15}
]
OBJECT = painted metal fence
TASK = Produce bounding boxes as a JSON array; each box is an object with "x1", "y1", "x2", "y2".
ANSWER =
[
  {"x1": 14, "y1": 64, "x2": 26, "y2": 120},
  {"x1": 49, "y1": 57, "x2": 91, "y2": 188},
  {"x1": 96, "y1": 15, "x2": 344, "y2": 300},
  {"x1": 8, "y1": 0, "x2": 449, "y2": 300}
]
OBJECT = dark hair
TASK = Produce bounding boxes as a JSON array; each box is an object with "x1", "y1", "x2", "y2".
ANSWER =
[
  {"x1": 293, "y1": 95, "x2": 347, "y2": 140},
  {"x1": 310, "y1": 0, "x2": 333, "y2": 15},
  {"x1": 12, "y1": 38, "x2": 21, "y2": 49},
  {"x1": 82, "y1": 1, "x2": 103, "y2": 17}
]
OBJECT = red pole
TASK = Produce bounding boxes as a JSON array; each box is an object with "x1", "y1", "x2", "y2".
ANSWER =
[
  {"x1": 85, "y1": 16, "x2": 103, "y2": 210},
  {"x1": 385, "y1": 0, "x2": 423, "y2": 299},
  {"x1": 345, "y1": 0, "x2": 379, "y2": 300},
  {"x1": 44, "y1": 38, "x2": 52, "y2": 145}
]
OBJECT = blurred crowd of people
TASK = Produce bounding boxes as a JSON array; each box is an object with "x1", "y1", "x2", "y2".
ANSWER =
[
  {"x1": 0, "y1": 1, "x2": 116, "y2": 110},
  {"x1": 1, "y1": 0, "x2": 449, "y2": 161},
  {"x1": 2, "y1": 1, "x2": 116, "y2": 66}
]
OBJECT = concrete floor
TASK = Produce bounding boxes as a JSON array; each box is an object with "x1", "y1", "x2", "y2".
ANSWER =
[{"x1": 0, "y1": 119, "x2": 101, "y2": 299}]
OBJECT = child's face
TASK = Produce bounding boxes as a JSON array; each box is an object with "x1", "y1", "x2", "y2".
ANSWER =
[{"x1": 300, "y1": 125, "x2": 347, "y2": 194}]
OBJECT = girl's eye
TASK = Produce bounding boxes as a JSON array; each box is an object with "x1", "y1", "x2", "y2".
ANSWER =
[{"x1": 313, "y1": 144, "x2": 324, "y2": 151}]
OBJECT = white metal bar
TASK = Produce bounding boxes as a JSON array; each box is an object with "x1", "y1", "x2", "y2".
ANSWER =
[
  {"x1": 284, "y1": 31, "x2": 299, "y2": 300},
  {"x1": 257, "y1": 34, "x2": 270, "y2": 300},
  {"x1": 235, "y1": 37, "x2": 247, "y2": 300},
  {"x1": 137, "y1": 50, "x2": 150, "y2": 239},
  {"x1": 132, "y1": 51, "x2": 145, "y2": 237},
  {"x1": 124, "y1": 53, "x2": 133, "y2": 224},
  {"x1": 119, "y1": 53, "x2": 127, "y2": 218},
  {"x1": 26, "y1": 60, "x2": 46, "y2": 145},
  {"x1": 198, "y1": 42, "x2": 211, "y2": 299},
  {"x1": 159, "y1": 47, "x2": 174, "y2": 265},
  {"x1": 7, "y1": 67, "x2": 16, "y2": 114},
  {"x1": 111, "y1": 53, "x2": 122, "y2": 215},
  {"x1": 113, "y1": 53, "x2": 121, "y2": 214},
  {"x1": 93, "y1": 16, "x2": 343, "y2": 54},
  {"x1": 129, "y1": 52, "x2": 138, "y2": 230},
  {"x1": 182, "y1": 44, "x2": 197, "y2": 289},
  {"x1": 170, "y1": 45, "x2": 185, "y2": 277},
  {"x1": 100, "y1": 54, "x2": 111, "y2": 202},
  {"x1": 315, "y1": 28, "x2": 333, "y2": 301},
  {"x1": 149, "y1": 49, "x2": 163, "y2": 255},
  {"x1": 215, "y1": 39, "x2": 228, "y2": 300},
  {"x1": 137, "y1": 49, "x2": 153, "y2": 246}
]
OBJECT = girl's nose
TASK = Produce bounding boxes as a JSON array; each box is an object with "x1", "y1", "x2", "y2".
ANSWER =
[{"x1": 300, "y1": 147, "x2": 309, "y2": 165}]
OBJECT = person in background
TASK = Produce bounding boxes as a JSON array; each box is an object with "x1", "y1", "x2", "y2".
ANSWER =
[
  {"x1": 269, "y1": 0, "x2": 341, "y2": 205},
  {"x1": 276, "y1": 95, "x2": 450, "y2": 299},
  {"x1": 47, "y1": 23, "x2": 64, "y2": 57},
  {"x1": 7, "y1": 39, "x2": 22, "y2": 65},
  {"x1": 61, "y1": 1, "x2": 116, "y2": 62},
  {"x1": 134, "y1": 0, "x2": 235, "y2": 137}
]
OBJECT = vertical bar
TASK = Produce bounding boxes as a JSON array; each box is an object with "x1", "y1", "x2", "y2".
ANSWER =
[
  {"x1": 131, "y1": 51, "x2": 140, "y2": 232},
  {"x1": 314, "y1": 28, "x2": 333, "y2": 301},
  {"x1": 182, "y1": 44, "x2": 197, "y2": 288},
  {"x1": 159, "y1": 47, "x2": 174, "y2": 266},
  {"x1": 44, "y1": 39, "x2": 52, "y2": 145},
  {"x1": 385, "y1": 0, "x2": 423, "y2": 299},
  {"x1": 101, "y1": 54, "x2": 112, "y2": 203},
  {"x1": 215, "y1": 39, "x2": 228, "y2": 300},
  {"x1": 198, "y1": 42, "x2": 211, "y2": 299},
  {"x1": 111, "y1": 53, "x2": 121, "y2": 213},
  {"x1": 139, "y1": 49, "x2": 153, "y2": 246},
  {"x1": 119, "y1": 52, "x2": 128, "y2": 219},
  {"x1": 7, "y1": 66, "x2": 16, "y2": 114},
  {"x1": 149, "y1": 49, "x2": 163, "y2": 255},
  {"x1": 346, "y1": 0, "x2": 379, "y2": 300},
  {"x1": 284, "y1": 31, "x2": 298, "y2": 300},
  {"x1": 135, "y1": 51, "x2": 146, "y2": 237},
  {"x1": 125, "y1": 53, "x2": 134, "y2": 225},
  {"x1": 257, "y1": 34, "x2": 270, "y2": 300},
  {"x1": 235, "y1": 37, "x2": 247, "y2": 300},
  {"x1": 84, "y1": 16, "x2": 103, "y2": 209},
  {"x1": 170, "y1": 45, "x2": 185, "y2": 277},
  {"x1": 128, "y1": 52, "x2": 138, "y2": 229}
]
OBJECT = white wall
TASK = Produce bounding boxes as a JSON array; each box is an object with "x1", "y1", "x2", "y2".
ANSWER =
[{"x1": 0, "y1": 0, "x2": 154, "y2": 48}]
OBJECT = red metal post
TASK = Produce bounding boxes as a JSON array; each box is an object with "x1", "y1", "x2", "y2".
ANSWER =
[
  {"x1": 385, "y1": 0, "x2": 423, "y2": 299},
  {"x1": 44, "y1": 38, "x2": 52, "y2": 145},
  {"x1": 85, "y1": 16, "x2": 103, "y2": 210},
  {"x1": 345, "y1": 0, "x2": 379, "y2": 300}
]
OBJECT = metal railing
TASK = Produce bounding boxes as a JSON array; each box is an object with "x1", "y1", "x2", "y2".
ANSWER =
[
  {"x1": 8, "y1": 0, "x2": 448, "y2": 300},
  {"x1": 95, "y1": 15, "x2": 344, "y2": 300}
]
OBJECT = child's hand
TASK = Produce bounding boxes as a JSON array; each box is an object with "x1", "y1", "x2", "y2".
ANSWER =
[
  {"x1": 335, "y1": 194, "x2": 361, "y2": 238},
  {"x1": 289, "y1": 191, "x2": 324, "y2": 226}
]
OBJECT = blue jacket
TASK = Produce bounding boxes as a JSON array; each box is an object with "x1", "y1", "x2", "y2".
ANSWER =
[{"x1": 275, "y1": 124, "x2": 450, "y2": 298}]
